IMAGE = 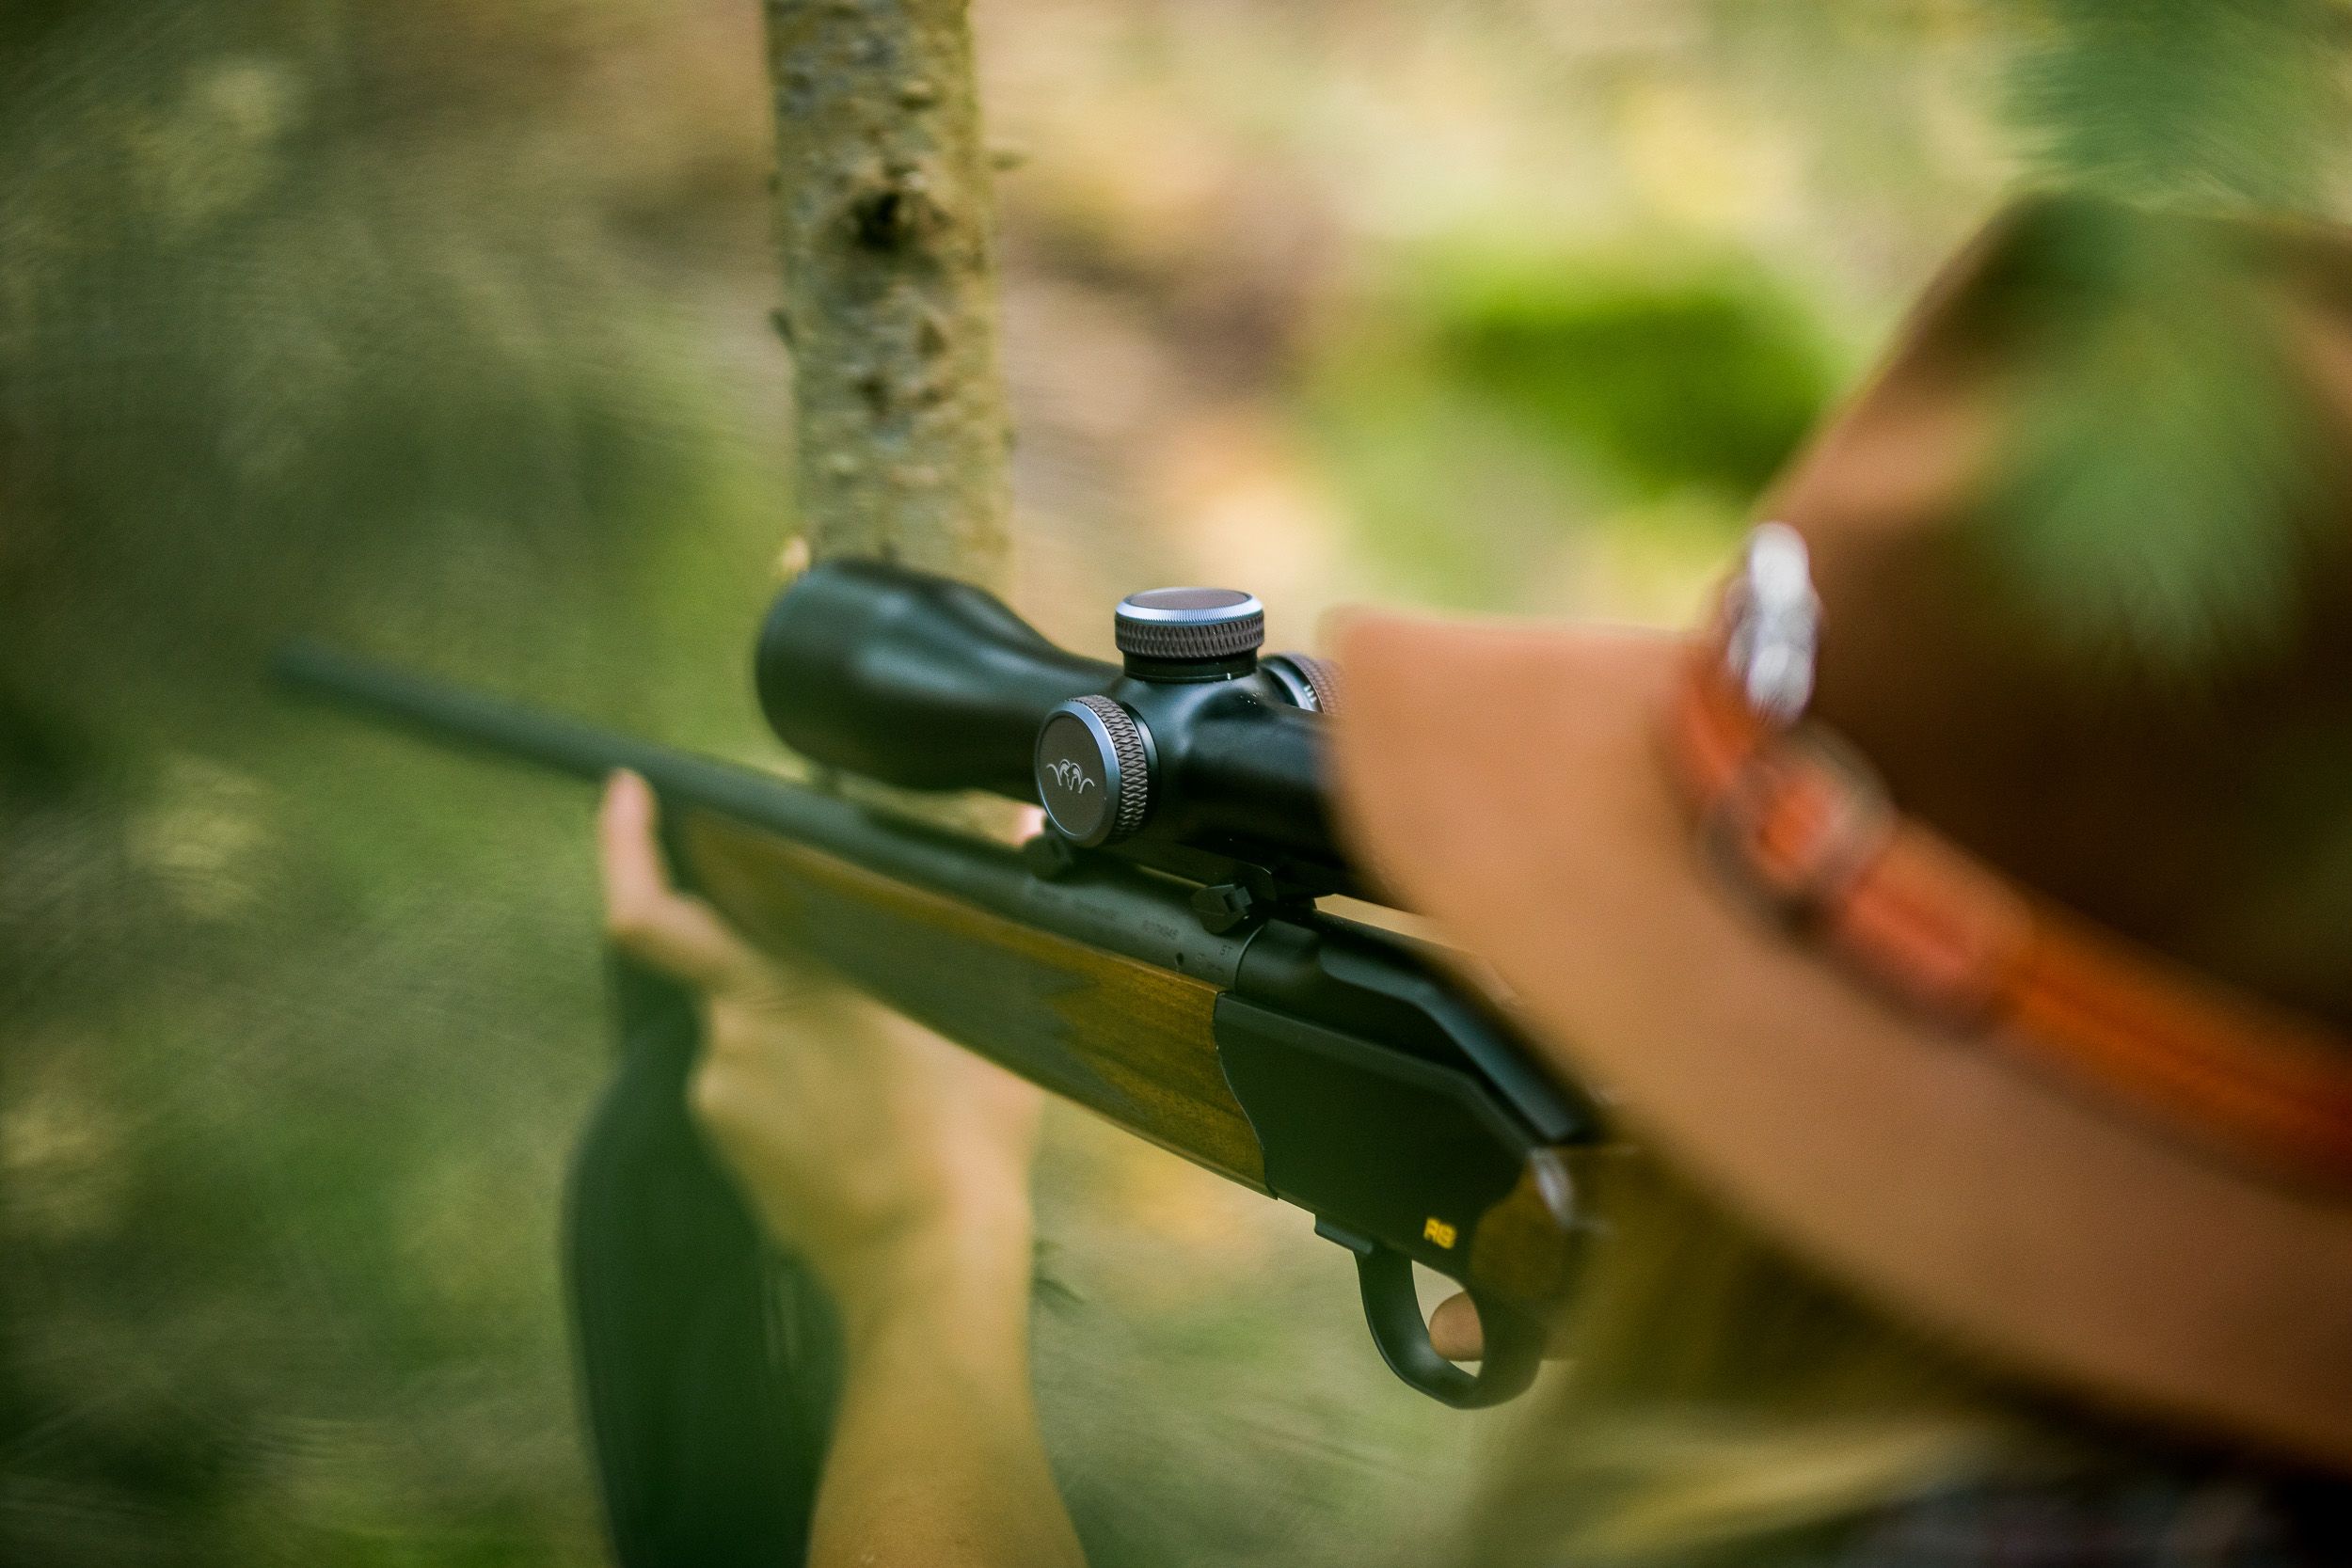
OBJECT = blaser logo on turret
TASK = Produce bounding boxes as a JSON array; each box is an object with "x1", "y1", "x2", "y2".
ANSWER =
[{"x1": 1043, "y1": 759, "x2": 1096, "y2": 792}]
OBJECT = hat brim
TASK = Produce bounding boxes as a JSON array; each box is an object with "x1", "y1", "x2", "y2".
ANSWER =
[{"x1": 1329, "y1": 612, "x2": 2352, "y2": 1468}]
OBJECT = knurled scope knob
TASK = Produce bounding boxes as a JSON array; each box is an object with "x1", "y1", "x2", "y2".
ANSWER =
[
  {"x1": 1034, "y1": 694, "x2": 1152, "y2": 847},
  {"x1": 1114, "y1": 587, "x2": 1264, "y2": 670},
  {"x1": 1262, "y1": 652, "x2": 1341, "y2": 715}
]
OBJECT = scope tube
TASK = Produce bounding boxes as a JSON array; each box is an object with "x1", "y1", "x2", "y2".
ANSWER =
[
  {"x1": 755, "y1": 559, "x2": 1114, "y2": 797},
  {"x1": 756, "y1": 558, "x2": 1351, "y2": 879},
  {"x1": 1159, "y1": 697, "x2": 1336, "y2": 866}
]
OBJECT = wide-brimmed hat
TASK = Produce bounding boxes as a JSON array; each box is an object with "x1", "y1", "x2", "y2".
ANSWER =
[{"x1": 1329, "y1": 199, "x2": 2352, "y2": 1469}]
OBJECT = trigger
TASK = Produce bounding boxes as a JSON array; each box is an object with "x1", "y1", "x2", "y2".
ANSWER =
[{"x1": 1313, "y1": 1219, "x2": 1543, "y2": 1409}]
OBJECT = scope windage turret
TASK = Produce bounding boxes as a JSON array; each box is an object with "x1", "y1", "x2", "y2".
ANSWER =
[{"x1": 754, "y1": 559, "x2": 1348, "y2": 884}]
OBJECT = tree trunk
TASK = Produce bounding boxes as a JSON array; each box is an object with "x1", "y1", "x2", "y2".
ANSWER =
[
  {"x1": 567, "y1": 21, "x2": 1024, "y2": 1568},
  {"x1": 763, "y1": 0, "x2": 1012, "y2": 589}
]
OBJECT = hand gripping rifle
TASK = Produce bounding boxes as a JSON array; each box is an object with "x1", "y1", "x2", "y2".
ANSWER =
[{"x1": 278, "y1": 562, "x2": 1600, "y2": 1560}]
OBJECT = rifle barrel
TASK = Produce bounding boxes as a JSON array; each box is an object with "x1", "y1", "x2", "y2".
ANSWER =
[
  {"x1": 277, "y1": 641, "x2": 823, "y2": 829},
  {"x1": 272, "y1": 641, "x2": 1263, "y2": 990}
]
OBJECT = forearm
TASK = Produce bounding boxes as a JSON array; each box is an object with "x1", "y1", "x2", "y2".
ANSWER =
[
  {"x1": 597, "y1": 782, "x2": 1070, "y2": 1564},
  {"x1": 808, "y1": 1212, "x2": 1084, "y2": 1568}
]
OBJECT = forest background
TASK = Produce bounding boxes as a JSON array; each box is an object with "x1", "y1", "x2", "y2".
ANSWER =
[{"x1": 0, "y1": 2, "x2": 2340, "y2": 1564}]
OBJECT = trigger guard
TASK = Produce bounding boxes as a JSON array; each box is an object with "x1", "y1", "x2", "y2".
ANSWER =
[{"x1": 1317, "y1": 1222, "x2": 1545, "y2": 1408}]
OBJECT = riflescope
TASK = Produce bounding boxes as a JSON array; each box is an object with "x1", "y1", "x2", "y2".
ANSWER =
[{"x1": 755, "y1": 559, "x2": 1346, "y2": 891}]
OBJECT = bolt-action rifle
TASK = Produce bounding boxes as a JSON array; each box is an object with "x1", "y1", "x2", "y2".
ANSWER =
[{"x1": 278, "y1": 561, "x2": 1603, "y2": 1558}]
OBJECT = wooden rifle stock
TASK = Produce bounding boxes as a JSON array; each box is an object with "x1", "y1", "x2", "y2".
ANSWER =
[{"x1": 679, "y1": 812, "x2": 1268, "y2": 1189}]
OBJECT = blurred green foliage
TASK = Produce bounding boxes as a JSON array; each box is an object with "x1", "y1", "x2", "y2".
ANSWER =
[
  {"x1": 1981, "y1": 199, "x2": 2328, "y2": 679},
  {"x1": 2004, "y1": 0, "x2": 2343, "y2": 210},
  {"x1": 1306, "y1": 249, "x2": 1836, "y2": 609},
  {"x1": 1429, "y1": 259, "x2": 1835, "y2": 502},
  {"x1": 1, "y1": 4, "x2": 787, "y2": 1563},
  {"x1": 1979, "y1": 0, "x2": 2350, "y2": 677}
]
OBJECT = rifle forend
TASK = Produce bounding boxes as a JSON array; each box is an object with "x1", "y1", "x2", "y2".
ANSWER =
[{"x1": 278, "y1": 576, "x2": 1602, "y2": 1407}]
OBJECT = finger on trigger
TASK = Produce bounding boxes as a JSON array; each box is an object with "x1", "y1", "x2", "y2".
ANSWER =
[{"x1": 1427, "y1": 1292, "x2": 1486, "y2": 1363}]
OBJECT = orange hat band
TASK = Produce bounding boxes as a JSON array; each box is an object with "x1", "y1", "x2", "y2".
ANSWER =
[{"x1": 1670, "y1": 641, "x2": 2352, "y2": 1195}]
